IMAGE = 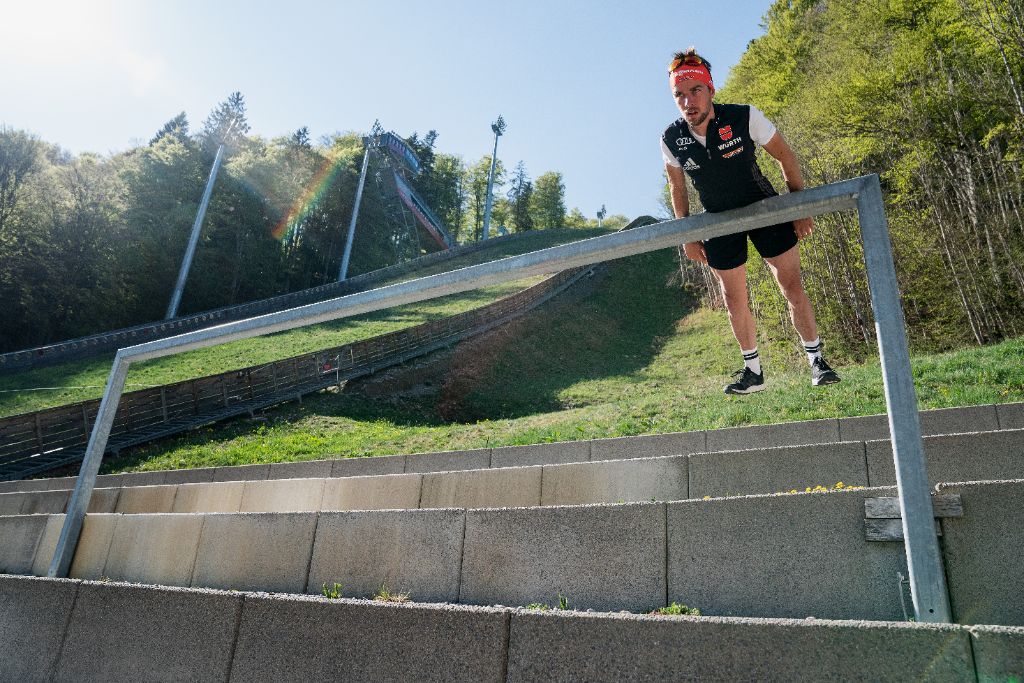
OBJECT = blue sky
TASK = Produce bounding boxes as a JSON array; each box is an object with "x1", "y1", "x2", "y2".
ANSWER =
[{"x1": 1, "y1": 0, "x2": 773, "y2": 221}]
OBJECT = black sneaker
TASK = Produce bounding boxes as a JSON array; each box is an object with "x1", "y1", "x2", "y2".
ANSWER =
[
  {"x1": 724, "y1": 367, "x2": 765, "y2": 395},
  {"x1": 811, "y1": 357, "x2": 841, "y2": 386}
]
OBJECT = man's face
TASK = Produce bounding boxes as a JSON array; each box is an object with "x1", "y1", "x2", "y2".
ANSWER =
[{"x1": 672, "y1": 79, "x2": 714, "y2": 128}]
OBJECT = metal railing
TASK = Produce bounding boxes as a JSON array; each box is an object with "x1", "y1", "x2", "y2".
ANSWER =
[
  {"x1": 0, "y1": 230, "x2": 543, "y2": 372},
  {"x1": 47, "y1": 174, "x2": 951, "y2": 623},
  {"x1": 0, "y1": 267, "x2": 588, "y2": 480}
]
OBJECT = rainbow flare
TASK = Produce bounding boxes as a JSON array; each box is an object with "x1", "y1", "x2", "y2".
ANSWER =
[{"x1": 271, "y1": 153, "x2": 351, "y2": 242}]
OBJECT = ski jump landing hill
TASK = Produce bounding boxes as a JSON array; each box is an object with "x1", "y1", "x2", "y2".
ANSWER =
[{"x1": 0, "y1": 221, "x2": 655, "y2": 481}]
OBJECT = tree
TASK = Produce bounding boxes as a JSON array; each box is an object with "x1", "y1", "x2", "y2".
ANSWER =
[
  {"x1": 149, "y1": 112, "x2": 189, "y2": 145},
  {"x1": 290, "y1": 126, "x2": 311, "y2": 148},
  {"x1": 529, "y1": 171, "x2": 565, "y2": 229},
  {"x1": 506, "y1": 161, "x2": 534, "y2": 232},
  {"x1": 423, "y1": 153, "x2": 466, "y2": 241},
  {"x1": 465, "y1": 155, "x2": 504, "y2": 241},
  {"x1": 200, "y1": 91, "x2": 251, "y2": 154},
  {"x1": 0, "y1": 127, "x2": 42, "y2": 234},
  {"x1": 565, "y1": 207, "x2": 589, "y2": 228}
]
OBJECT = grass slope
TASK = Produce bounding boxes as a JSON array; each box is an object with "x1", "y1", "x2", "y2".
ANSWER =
[
  {"x1": 103, "y1": 248, "x2": 1024, "y2": 474},
  {"x1": 0, "y1": 228, "x2": 610, "y2": 417}
]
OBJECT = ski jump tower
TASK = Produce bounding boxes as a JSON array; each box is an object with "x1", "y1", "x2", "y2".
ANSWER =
[{"x1": 339, "y1": 123, "x2": 453, "y2": 281}]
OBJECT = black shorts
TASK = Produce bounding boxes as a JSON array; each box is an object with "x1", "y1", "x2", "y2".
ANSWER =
[{"x1": 702, "y1": 221, "x2": 798, "y2": 271}]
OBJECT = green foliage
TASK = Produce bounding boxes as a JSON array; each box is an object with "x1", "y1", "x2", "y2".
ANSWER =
[
  {"x1": 321, "y1": 582, "x2": 343, "y2": 599},
  {"x1": 506, "y1": 161, "x2": 534, "y2": 232},
  {"x1": 655, "y1": 602, "x2": 701, "y2": 616},
  {"x1": 0, "y1": 101, "x2": 581, "y2": 355},
  {"x1": 709, "y1": 0, "x2": 1024, "y2": 355},
  {"x1": 524, "y1": 594, "x2": 569, "y2": 611},
  {"x1": 530, "y1": 171, "x2": 566, "y2": 229},
  {"x1": 373, "y1": 584, "x2": 410, "y2": 603}
]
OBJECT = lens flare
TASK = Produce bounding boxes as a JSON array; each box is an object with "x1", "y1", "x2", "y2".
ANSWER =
[{"x1": 271, "y1": 153, "x2": 351, "y2": 242}]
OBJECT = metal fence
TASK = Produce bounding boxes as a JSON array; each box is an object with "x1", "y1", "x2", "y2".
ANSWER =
[
  {"x1": 46, "y1": 175, "x2": 951, "y2": 625},
  {"x1": 0, "y1": 266, "x2": 588, "y2": 480}
]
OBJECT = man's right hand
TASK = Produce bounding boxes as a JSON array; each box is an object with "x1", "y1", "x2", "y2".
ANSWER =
[{"x1": 682, "y1": 241, "x2": 707, "y2": 264}]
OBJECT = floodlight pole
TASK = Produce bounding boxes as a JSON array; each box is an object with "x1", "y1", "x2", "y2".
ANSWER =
[
  {"x1": 338, "y1": 139, "x2": 372, "y2": 282},
  {"x1": 482, "y1": 115, "x2": 506, "y2": 240},
  {"x1": 597, "y1": 204, "x2": 607, "y2": 228},
  {"x1": 165, "y1": 120, "x2": 236, "y2": 320}
]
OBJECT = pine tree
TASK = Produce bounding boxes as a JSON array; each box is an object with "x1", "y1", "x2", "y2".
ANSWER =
[
  {"x1": 149, "y1": 112, "x2": 189, "y2": 145},
  {"x1": 506, "y1": 161, "x2": 534, "y2": 232},
  {"x1": 200, "y1": 91, "x2": 250, "y2": 154}
]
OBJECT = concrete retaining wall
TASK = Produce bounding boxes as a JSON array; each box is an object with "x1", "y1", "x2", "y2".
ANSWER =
[
  {"x1": 0, "y1": 515, "x2": 49, "y2": 574},
  {"x1": 0, "y1": 574, "x2": 998, "y2": 682},
  {"x1": 55, "y1": 580, "x2": 242, "y2": 683},
  {"x1": 320, "y1": 473, "x2": 423, "y2": 511},
  {"x1": 968, "y1": 625, "x2": 1024, "y2": 680},
  {"x1": 191, "y1": 512, "x2": 318, "y2": 593},
  {"x1": 866, "y1": 429, "x2": 1024, "y2": 487},
  {"x1": 421, "y1": 467, "x2": 542, "y2": 509},
  {"x1": 104, "y1": 514, "x2": 204, "y2": 586},
  {"x1": 230, "y1": 594, "x2": 509, "y2": 683},
  {"x1": 11, "y1": 424, "x2": 1022, "y2": 516},
  {"x1": 3, "y1": 401, "x2": 1021, "y2": 496},
  {"x1": 540, "y1": 456, "x2": 687, "y2": 505},
  {"x1": 460, "y1": 503, "x2": 666, "y2": 612},
  {"x1": 171, "y1": 481, "x2": 245, "y2": 513},
  {"x1": 0, "y1": 574, "x2": 79, "y2": 682},
  {"x1": 506, "y1": 611, "x2": 974, "y2": 682},
  {"x1": 689, "y1": 442, "x2": 869, "y2": 498},
  {"x1": 308, "y1": 509, "x2": 465, "y2": 602},
  {"x1": 667, "y1": 487, "x2": 907, "y2": 621},
  {"x1": 938, "y1": 479, "x2": 1024, "y2": 626}
]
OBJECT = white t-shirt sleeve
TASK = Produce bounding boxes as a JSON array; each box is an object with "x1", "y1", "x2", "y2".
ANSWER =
[
  {"x1": 660, "y1": 137, "x2": 682, "y2": 167},
  {"x1": 748, "y1": 106, "x2": 777, "y2": 146}
]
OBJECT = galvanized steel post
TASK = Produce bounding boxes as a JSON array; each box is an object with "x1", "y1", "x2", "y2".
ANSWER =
[
  {"x1": 165, "y1": 140, "x2": 228, "y2": 320},
  {"x1": 857, "y1": 175, "x2": 951, "y2": 623},
  {"x1": 338, "y1": 143, "x2": 371, "y2": 282},
  {"x1": 48, "y1": 353, "x2": 130, "y2": 577},
  {"x1": 482, "y1": 116, "x2": 505, "y2": 240}
]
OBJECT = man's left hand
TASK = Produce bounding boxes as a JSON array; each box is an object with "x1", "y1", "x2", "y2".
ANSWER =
[{"x1": 794, "y1": 217, "x2": 814, "y2": 240}]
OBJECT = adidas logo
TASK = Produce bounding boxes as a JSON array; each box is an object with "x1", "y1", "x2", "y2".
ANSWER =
[{"x1": 683, "y1": 158, "x2": 700, "y2": 171}]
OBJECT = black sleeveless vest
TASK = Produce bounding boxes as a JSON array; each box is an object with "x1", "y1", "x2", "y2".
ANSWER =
[{"x1": 662, "y1": 103, "x2": 778, "y2": 213}]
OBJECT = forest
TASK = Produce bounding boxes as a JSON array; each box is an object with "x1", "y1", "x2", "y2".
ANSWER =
[
  {"x1": 0, "y1": 94, "x2": 614, "y2": 353},
  {"x1": 6, "y1": 0, "x2": 1020, "y2": 361},
  {"x1": 678, "y1": 0, "x2": 1024, "y2": 358}
]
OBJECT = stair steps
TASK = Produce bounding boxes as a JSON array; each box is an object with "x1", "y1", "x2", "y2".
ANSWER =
[{"x1": 1, "y1": 403, "x2": 1023, "y2": 680}]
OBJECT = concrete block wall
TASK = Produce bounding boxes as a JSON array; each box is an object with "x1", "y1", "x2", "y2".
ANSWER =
[
  {"x1": 3, "y1": 574, "x2": 1017, "y2": 682},
  {"x1": 937, "y1": 478, "x2": 1024, "y2": 626},
  {"x1": 5, "y1": 425, "x2": 1024, "y2": 520},
  {"x1": 667, "y1": 488, "x2": 906, "y2": 620},
  {"x1": 505, "y1": 611, "x2": 976, "y2": 682},
  {"x1": 5, "y1": 401, "x2": 1021, "y2": 497},
  {"x1": 6, "y1": 479, "x2": 1022, "y2": 624},
  {"x1": 308, "y1": 509, "x2": 465, "y2": 602}
]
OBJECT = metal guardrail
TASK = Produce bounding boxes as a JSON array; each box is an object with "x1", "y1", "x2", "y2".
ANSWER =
[
  {"x1": 0, "y1": 266, "x2": 589, "y2": 480},
  {"x1": 46, "y1": 175, "x2": 951, "y2": 624},
  {"x1": 0, "y1": 231, "x2": 543, "y2": 373}
]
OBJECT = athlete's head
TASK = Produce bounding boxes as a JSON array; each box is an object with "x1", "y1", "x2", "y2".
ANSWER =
[{"x1": 669, "y1": 48, "x2": 715, "y2": 128}]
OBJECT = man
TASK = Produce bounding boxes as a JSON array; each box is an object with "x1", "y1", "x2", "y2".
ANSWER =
[{"x1": 661, "y1": 48, "x2": 840, "y2": 395}]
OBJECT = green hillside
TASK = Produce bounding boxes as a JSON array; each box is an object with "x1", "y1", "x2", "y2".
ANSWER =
[
  {"x1": 101, "y1": 247, "x2": 1024, "y2": 474},
  {"x1": 0, "y1": 228, "x2": 609, "y2": 417}
]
